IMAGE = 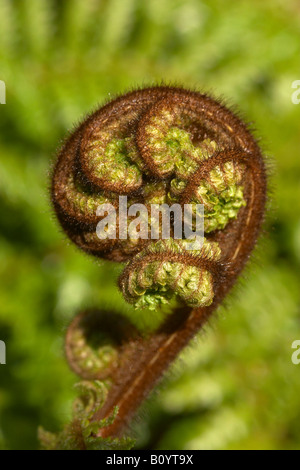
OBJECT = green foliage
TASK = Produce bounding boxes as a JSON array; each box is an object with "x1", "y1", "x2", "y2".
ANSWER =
[
  {"x1": 0, "y1": 0, "x2": 300, "y2": 450},
  {"x1": 39, "y1": 381, "x2": 135, "y2": 450}
]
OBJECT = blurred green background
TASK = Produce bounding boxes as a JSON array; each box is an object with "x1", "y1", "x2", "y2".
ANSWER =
[{"x1": 0, "y1": 0, "x2": 300, "y2": 450}]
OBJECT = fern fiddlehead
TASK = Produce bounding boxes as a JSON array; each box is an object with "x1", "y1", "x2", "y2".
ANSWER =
[{"x1": 50, "y1": 86, "x2": 267, "y2": 447}]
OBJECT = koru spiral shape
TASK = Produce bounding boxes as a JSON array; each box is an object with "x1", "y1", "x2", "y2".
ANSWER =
[{"x1": 51, "y1": 86, "x2": 267, "y2": 440}]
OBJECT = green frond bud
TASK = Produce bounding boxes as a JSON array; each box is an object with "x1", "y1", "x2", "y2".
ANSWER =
[
  {"x1": 120, "y1": 239, "x2": 220, "y2": 310},
  {"x1": 65, "y1": 310, "x2": 138, "y2": 380}
]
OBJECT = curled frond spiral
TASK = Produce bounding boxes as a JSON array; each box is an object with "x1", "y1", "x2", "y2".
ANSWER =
[{"x1": 51, "y1": 86, "x2": 267, "y2": 444}]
